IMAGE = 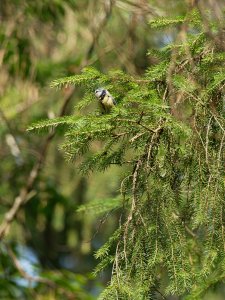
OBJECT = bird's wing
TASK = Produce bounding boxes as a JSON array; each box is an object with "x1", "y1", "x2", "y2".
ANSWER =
[
  {"x1": 99, "y1": 101, "x2": 106, "y2": 113},
  {"x1": 112, "y1": 97, "x2": 117, "y2": 105}
]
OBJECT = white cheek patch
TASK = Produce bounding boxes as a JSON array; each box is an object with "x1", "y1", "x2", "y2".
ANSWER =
[{"x1": 95, "y1": 91, "x2": 102, "y2": 98}]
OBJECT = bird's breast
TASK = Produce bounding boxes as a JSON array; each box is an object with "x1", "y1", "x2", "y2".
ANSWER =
[{"x1": 102, "y1": 95, "x2": 114, "y2": 108}]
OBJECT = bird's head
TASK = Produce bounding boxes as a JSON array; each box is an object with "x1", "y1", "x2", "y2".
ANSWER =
[{"x1": 95, "y1": 88, "x2": 106, "y2": 100}]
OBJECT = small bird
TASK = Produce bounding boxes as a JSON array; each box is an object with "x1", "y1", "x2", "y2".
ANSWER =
[{"x1": 95, "y1": 88, "x2": 116, "y2": 113}]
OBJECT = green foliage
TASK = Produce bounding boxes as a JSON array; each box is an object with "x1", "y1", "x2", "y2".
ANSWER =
[
  {"x1": 149, "y1": 16, "x2": 185, "y2": 29},
  {"x1": 27, "y1": 115, "x2": 81, "y2": 131},
  {"x1": 50, "y1": 67, "x2": 103, "y2": 89},
  {"x1": 30, "y1": 10, "x2": 225, "y2": 297},
  {"x1": 77, "y1": 197, "x2": 123, "y2": 216},
  {"x1": 2, "y1": 0, "x2": 225, "y2": 299}
]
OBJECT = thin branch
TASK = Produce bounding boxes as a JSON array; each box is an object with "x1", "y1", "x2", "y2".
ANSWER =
[
  {"x1": 131, "y1": 159, "x2": 142, "y2": 214},
  {"x1": 7, "y1": 245, "x2": 55, "y2": 288},
  {"x1": 217, "y1": 131, "x2": 225, "y2": 169},
  {"x1": 129, "y1": 131, "x2": 146, "y2": 143},
  {"x1": 116, "y1": 118, "x2": 157, "y2": 133},
  {"x1": 184, "y1": 224, "x2": 196, "y2": 238},
  {"x1": 205, "y1": 116, "x2": 212, "y2": 166},
  {"x1": 85, "y1": 208, "x2": 118, "y2": 243},
  {"x1": 112, "y1": 131, "x2": 129, "y2": 138},
  {"x1": 211, "y1": 113, "x2": 225, "y2": 132},
  {"x1": 123, "y1": 159, "x2": 142, "y2": 269},
  {"x1": 155, "y1": 288, "x2": 166, "y2": 300}
]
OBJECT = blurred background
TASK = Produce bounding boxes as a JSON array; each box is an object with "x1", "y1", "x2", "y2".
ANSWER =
[{"x1": 0, "y1": 0, "x2": 224, "y2": 299}]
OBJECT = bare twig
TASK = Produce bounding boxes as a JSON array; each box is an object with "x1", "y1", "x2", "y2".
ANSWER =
[
  {"x1": 130, "y1": 159, "x2": 142, "y2": 215},
  {"x1": 217, "y1": 131, "x2": 225, "y2": 169},
  {"x1": 123, "y1": 159, "x2": 142, "y2": 268},
  {"x1": 184, "y1": 224, "x2": 196, "y2": 238},
  {"x1": 7, "y1": 245, "x2": 55, "y2": 287},
  {"x1": 116, "y1": 118, "x2": 157, "y2": 133},
  {"x1": 155, "y1": 288, "x2": 166, "y2": 300},
  {"x1": 205, "y1": 116, "x2": 212, "y2": 166},
  {"x1": 129, "y1": 131, "x2": 146, "y2": 143},
  {"x1": 146, "y1": 118, "x2": 165, "y2": 170},
  {"x1": 85, "y1": 208, "x2": 118, "y2": 243},
  {"x1": 112, "y1": 131, "x2": 129, "y2": 138}
]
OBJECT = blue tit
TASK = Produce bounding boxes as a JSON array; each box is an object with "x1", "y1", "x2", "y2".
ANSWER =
[{"x1": 95, "y1": 88, "x2": 116, "y2": 113}]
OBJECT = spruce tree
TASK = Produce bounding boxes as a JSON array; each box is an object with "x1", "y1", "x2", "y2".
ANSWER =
[{"x1": 29, "y1": 8, "x2": 225, "y2": 300}]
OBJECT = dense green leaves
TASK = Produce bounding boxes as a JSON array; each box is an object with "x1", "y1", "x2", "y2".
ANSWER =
[
  {"x1": 29, "y1": 6, "x2": 225, "y2": 293},
  {"x1": 1, "y1": 0, "x2": 225, "y2": 299},
  {"x1": 149, "y1": 16, "x2": 185, "y2": 29}
]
